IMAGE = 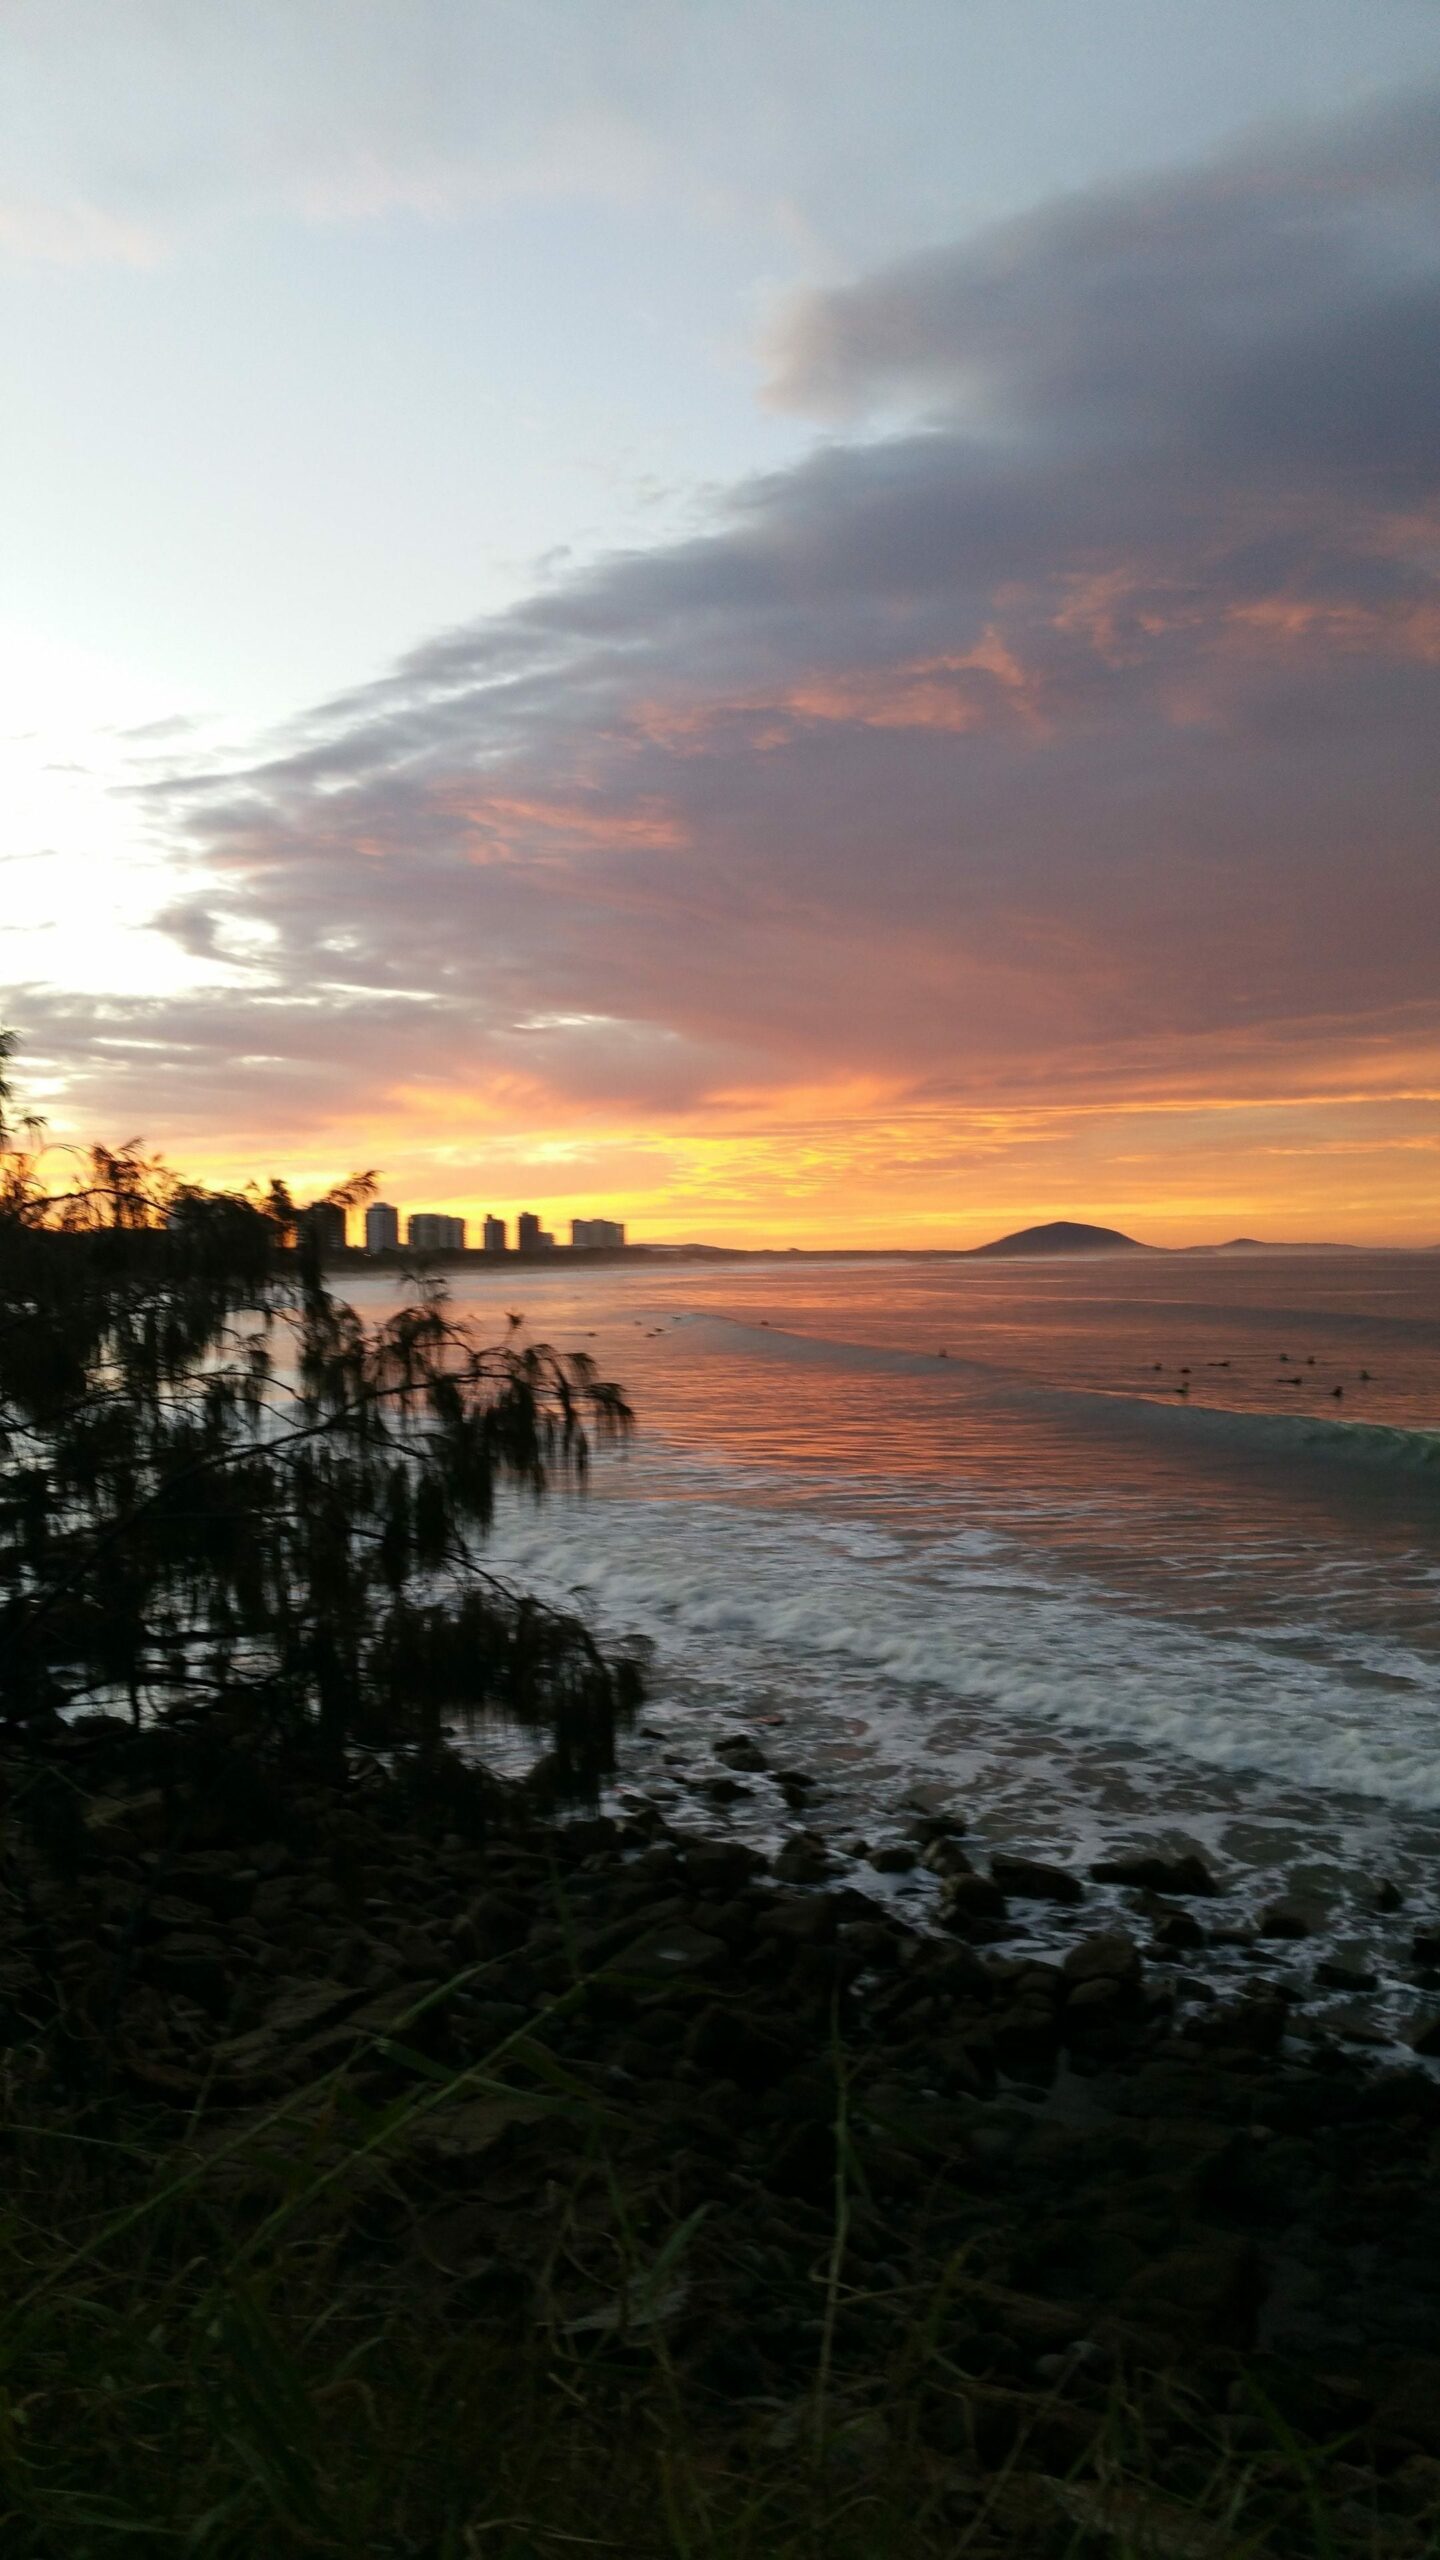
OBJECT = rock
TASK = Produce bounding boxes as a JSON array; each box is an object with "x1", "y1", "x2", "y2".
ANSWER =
[
  {"x1": 1315, "y1": 1953, "x2": 1379, "y2": 1993},
  {"x1": 143, "y1": 1893, "x2": 216, "y2": 1940},
  {"x1": 685, "y1": 2003, "x2": 792, "y2": 2091},
  {"x1": 249, "y1": 1977, "x2": 364, "y2": 2041},
  {"x1": 774, "y1": 1832, "x2": 835, "y2": 1885},
  {"x1": 908, "y1": 1808, "x2": 968, "y2": 1843},
  {"x1": 162, "y1": 1851, "x2": 257, "y2": 1921},
  {"x1": 991, "y1": 1854, "x2": 1084, "y2": 1906},
  {"x1": 1063, "y1": 1931, "x2": 1142, "y2": 1991},
  {"x1": 757, "y1": 1897, "x2": 837, "y2": 1948},
  {"x1": 1412, "y1": 1928, "x2": 1440, "y2": 1968},
  {"x1": 938, "y1": 1871, "x2": 1007, "y2": 1928},
  {"x1": 680, "y1": 1838, "x2": 765, "y2": 1893},
  {"x1": 698, "y1": 1776, "x2": 750, "y2": 1804},
  {"x1": 142, "y1": 1932, "x2": 231, "y2": 2009},
  {"x1": 867, "y1": 1843, "x2": 917, "y2": 1874},
  {"x1": 1410, "y1": 2013, "x2": 1440, "y2": 2059},
  {"x1": 83, "y1": 1789, "x2": 170, "y2": 1855},
  {"x1": 1066, "y1": 1976, "x2": 1127, "y2": 2034},
  {"x1": 1091, "y1": 1850, "x2": 1218, "y2": 1898},
  {"x1": 617, "y1": 1923, "x2": 729, "y2": 1978},
  {"x1": 992, "y1": 2003, "x2": 1060, "y2": 2083},
  {"x1": 713, "y1": 1734, "x2": 768, "y2": 1773},
  {"x1": 1185, "y1": 1995, "x2": 1287, "y2": 2058},
  {"x1": 1373, "y1": 1878, "x2": 1404, "y2": 1913},
  {"x1": 920, "y1": 1837, "x2": 973, "y2": 1881},
  {"x1": 1257, "y1": 1898, "x2": 1321, "y2": 1940},
  {"x1": 1151, "y1": 1908, "x2": 1207, "y2": 1952},
  {"x1": 1121, "y1": 2233, "x2": 1261, "y2": 2346}
]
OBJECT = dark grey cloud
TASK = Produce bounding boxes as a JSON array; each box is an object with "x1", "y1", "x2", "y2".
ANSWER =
[{"x1": 54, "y1": 84, "x2": 1440, "y2": 1146}]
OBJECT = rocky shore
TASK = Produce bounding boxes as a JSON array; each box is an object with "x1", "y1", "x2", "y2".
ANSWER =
[{"x1": 5, "y1": 1709, "x2": 1440, "y2": 2551}]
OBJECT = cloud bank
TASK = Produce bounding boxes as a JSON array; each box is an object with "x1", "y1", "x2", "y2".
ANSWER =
[{"x1": 21, "y1": 88, "x2": 1440, "y2": 1237}]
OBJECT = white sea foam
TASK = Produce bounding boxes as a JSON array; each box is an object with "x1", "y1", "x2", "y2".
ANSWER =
[{"x1": 483, "y1": 1479, "x2": 1440, "y2": 1811}]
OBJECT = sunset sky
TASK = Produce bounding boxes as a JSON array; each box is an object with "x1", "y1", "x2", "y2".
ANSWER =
[{"x1": 4, "y1": 2, "x2": 1439, "y2": 1246}]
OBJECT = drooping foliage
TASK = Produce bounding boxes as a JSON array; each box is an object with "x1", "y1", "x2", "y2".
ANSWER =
[{"x1": 0, "y1": 1033, "x2": 642, "y2": 1798}]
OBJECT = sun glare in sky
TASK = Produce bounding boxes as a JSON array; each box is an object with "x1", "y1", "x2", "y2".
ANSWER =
[{"x1": 4, "y1": 2, "x2": 1439, "y2": 1245}]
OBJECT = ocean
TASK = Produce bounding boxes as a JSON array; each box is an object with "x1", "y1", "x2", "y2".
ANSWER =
[{"x1": 365, "y1": 1249, "x2": 1440, "y2": 2026}]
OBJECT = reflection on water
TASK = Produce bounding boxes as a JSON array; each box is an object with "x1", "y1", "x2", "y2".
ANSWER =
[{"x1": 347, "y1": 1253, "x2": 1440, "y2": 1982}]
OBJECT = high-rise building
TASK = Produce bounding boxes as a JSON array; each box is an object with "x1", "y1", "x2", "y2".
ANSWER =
[
  {"x1": 406, "y1": 1213, "x2": 466, "y2": 1251},
  {"x1": 516, "y1": 1212, "x2": 541, "y2": 1253},
  {"x1": 571, "y1": 1217, "x2": 626, "y2": 1249},
  {"x1": 300, "y1": 1201, "x2": 347, "y2": 1254},
  {"x1": 482, "y1": 1214, "x2": 507, "y2": 1254},
  {"x1": 364, "y1": 1201, "x2": 400, "y2": 1254}
]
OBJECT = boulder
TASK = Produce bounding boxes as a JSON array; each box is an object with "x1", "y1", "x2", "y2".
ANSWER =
[
  {"x1": 1091, "y1": 1850, "x2": 1218, "y2": 1898},
  {"x1": 713, "y1": 1733, "x2": 769, "y2": 1773},
  {"x1": 991, "y1": 1854, "x2": 1084, "y2": 1906},
  {"x1": 1257, "y1": 1898, "x2": 1321, "y2": 1940},
  {"x1": 938, "y1": 1871, "x2": 1007, "y2": 1928},
  {"x1": 920, "y1": 1836, "x2": 973, "y2": 1881},
  {"x1": 681, "y1": 1837, "x2": 765, "y2": 1893},
  {"x1": 1315, "y1": 1953, "x2": 1379, "y2": 1993},
  {"x1": 1063, "y1": 1931, "x2": 1142, "y2": 1990}
]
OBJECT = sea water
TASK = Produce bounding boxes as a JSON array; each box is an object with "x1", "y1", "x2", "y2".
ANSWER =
[{"x1": 366, "y1": 1250, "x2": 1440, "y2": 2018}]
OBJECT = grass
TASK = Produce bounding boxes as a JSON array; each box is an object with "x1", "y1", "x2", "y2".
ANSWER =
[{"x1": 3, "y1": 1963, "x2": 1435, "y2": 2560}]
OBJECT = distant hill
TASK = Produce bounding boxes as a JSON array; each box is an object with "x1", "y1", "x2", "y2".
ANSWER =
[
  {"x1": 1194, "y1": 1238, "x2": 1362, "y2": 1254},
  {"x1": 968, "y1": 1220, "x2": 1152, "y2": 1258}
]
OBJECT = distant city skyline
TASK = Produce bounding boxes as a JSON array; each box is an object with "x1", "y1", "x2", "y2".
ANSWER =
[{"x1": 357, "y1": 1199, "x2": 628, "y2": 1252}]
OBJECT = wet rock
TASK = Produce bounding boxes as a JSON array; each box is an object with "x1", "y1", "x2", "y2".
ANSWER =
[
  {"x1": 713, "y1": 1733, "x2": 768, "y2": 1773},
  {"x1": 991, "y1": 1854, "x2": 1084, "y2": 1906},
  {"x1": 938, "y1": 1871, "x2": 1007, "y2": 1928},
  {"x1": 1373, "y1": 1878, "x2": 1405, "y2": 1913},
  {"x1": 1257, "y1": 1898, "x2": 1321, "y2": 1940},
  {"x1": 1410, "y1": 2013, "x2": 1440, "y2": 2059},
  {"x1": 773, "y1": 1831, "x2": 835, "y2": 1885},
  {"x1": 697, "y1": 1775, "x2": 750, "y2": 1805},
  {"x1": 1412, "y1": 1928, "x2": 1440, "y2": 1968},
  {"x1": 867, "y1": 1843, "x2": 917, "y2": 1874},
  {"x1": 920, "y1": 1836, "x2": 973, "y2": 1881},
  {"x1": 1151, "y1": 1908, "x2": 1207, "y2": 1952},
  {"x1": 1316, "y1": 1953, "x2": 1379, "y2": 1993},
  {"x1": 1091, "y1": 1850, "x2": 1218, "y2": 1898}
]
